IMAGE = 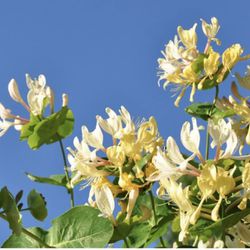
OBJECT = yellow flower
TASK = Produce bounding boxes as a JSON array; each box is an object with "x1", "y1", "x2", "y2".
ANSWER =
[
  {"x1": 177, "y1": 23, "x2": 198, "y2": 49},
  {"x1": 190, "y1": 165, "x2": 217, "y2": 224},
  {"x1": 238, "y1": 163, "x2": 250, "y2": 210},
  {"x1": 222, "y1": 44, "x2": 243, "y2": 70},
  {"x1": 106, "y1": 145, "x2": 125, "y2": 167},
  {"x1": 217, "y1": 44, "x2": 243, "y2": 82},
  {"x1": 211, "y1": 167, "x2": 235, "y2": 221},
  {"x1": 204, "y1": 48, "x2": 220, "y2": 78},
  {"x1": 201, "y1": 17, "x2": 221, "y2": 45}
]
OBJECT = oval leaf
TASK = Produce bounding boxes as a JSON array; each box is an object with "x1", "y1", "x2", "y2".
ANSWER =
[
  {"x1": 27, "y1": 190, "x2": 48, "y2": 221},
  {"x1": 46, "y1": 206, "x2": 114, "y2": 248}
]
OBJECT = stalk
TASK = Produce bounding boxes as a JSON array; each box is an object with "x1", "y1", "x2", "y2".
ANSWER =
[
  {"x1": 59, "y1": 139, "x2": 75, "y2": 208},
  {"x1": 149, "y1": 190, "x2": 166, "y2": 248},
  {"x1": 0, "y1": 213, "x2": 53, "y2": 248}
]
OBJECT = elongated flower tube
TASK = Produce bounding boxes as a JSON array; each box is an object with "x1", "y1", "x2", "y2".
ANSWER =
[
  {"x1": 181, "y1": 117, "x2": 204, "y2": 163},
  {"x1": 96, "y1": 107, "x2": 122, "y2": 138},
  {"x1": 82, "y1": 123, "x2": 104, "y2": 150}
]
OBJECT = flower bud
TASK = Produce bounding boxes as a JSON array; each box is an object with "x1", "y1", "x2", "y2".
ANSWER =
[
  {"x1": 8, "y1": 79, "x2": 24, "y2": 103},
  {"x1": 62, "y1": 93, "x2": 68, "y2": 107}
]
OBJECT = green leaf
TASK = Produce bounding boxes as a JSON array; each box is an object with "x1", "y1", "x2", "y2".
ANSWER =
[
  {"x1": 46, "y1": 206, "x2": 114, "y2": 248},
  {"x1": 26, "y1": 172, "x2": 67, "y2": 187},
  {"x1": 191, "y1": 209, "x2": 250, "y2": 240},
  {"x1": 21, "y1": 107, "x2": 74, "y2": 149},
  {"x1": 2, "y1": 227, "x2": 48, "y2": 248},
  {"x1": 144, "y1": 215, "x2": 174, "y2": 247},
  {"x1": 27, "y1": 190, "x2": 48, "y2": 221},
  {"x1": 15, "y1": 190, "x2": 23, "y2": 204},
  {"x1": 185, "y1": 102, "x2": 235, "y2": 121},
  {"x1": 109, "y1": 222, "x2": 133, "y2": 243},
  {"x1": 125, "y1": 222, "x2": 152, "y2": 247},
  {"x1": 0, "y1": 187, "x2": 22, "y2": 235}
]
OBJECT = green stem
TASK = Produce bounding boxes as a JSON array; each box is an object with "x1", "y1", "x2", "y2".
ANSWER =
[
  {"x1": 22, "y1": 228, "x2": 53, "y2": 248},
  {"x1": 205, "y1": 126, "x2": 210, "y2": 160},
  {"x1": 205, "y1": 85, "x2": 220, "y2": 160},
  {"x1": 124, "y1": 237, "x2": 130, "y2": 248},
  {"x1": 149, "y1": 190, "x2": 166, "y2": 248},
  {"x1": 0, "y1": 214, "x2": 53, "y2": 248},
  {"x1": 59, "y1": 139, "x2": 75, "y2": 208},
  {"x1": 19, "y1": 208, "x2": 31, "y2": 212}
]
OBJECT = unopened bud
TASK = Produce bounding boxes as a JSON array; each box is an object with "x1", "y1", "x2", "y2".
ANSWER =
[
  {"x1": 62, "y1": 93, "x2": 68, "y2": 107},
  {"x1": 8, "y1": 79, "x2": 24, "y2": 103},
  {"x1": 46, "y1": 87, "x2": 55, "y2": 113}
]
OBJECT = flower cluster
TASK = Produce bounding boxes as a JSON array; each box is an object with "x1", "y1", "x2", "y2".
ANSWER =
[
  {"x1": 0, "y1": 74, "x2": 67, "y2": 137},
  {"x1": 67, "y1": 106, "x2": 163, "y2": 221},
  {"x1": 158, "y1": 17, "x2": 249, "y2": 106}
]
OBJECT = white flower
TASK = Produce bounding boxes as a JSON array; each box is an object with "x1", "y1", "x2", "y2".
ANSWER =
[
  {"x1": 125, "y1": 188, "x2": 139, "y2": 221},
  {"x1": 147, "y1": 146, "x2": 182, "y2": 182},
  {"x1": 67, "y1": 136, "x2": 106, "y2": 187},
  {"x1": 220, "y1": 128, "x2": 238, "y2": 158},
  {"x1": 0, "y1": 103, "x2": 13, "y2": 120},
  {"x1": 82, "y1": 123, "x2": 104, "y2": 150},
  {"x1": 208, "y1": 119, "x2": 231, "y2": 148},
  {"x1": 8, "y1": 79, "x2": 24, "y2": 104},
  {"x1": 201, "y1": 17, "x2": 220, "y2": 43},
  {"x1": 90, "y1": 184, "x2": 115, "y2": 218},
  {"x1": 181, "y1": 117, "x2": 201, "y2": 155},
  {"x1": 166, "y1": 136, "x2": 195, "y2": 171},
  {"x1": 119, "y1": 106, "x2": 135, "y2": 136},
  {"x1": 96, "y1": 107, "x2": 122, "y2": 138},
  {"x1": 0, "y1": 119, "x2": 13, "y2": 137},
  {"x1": 177, "y1": 23, "x2": 198, "y2": 49},
  {"x1": 26, "y1": 74, "x2": 50, "y2": 116}
]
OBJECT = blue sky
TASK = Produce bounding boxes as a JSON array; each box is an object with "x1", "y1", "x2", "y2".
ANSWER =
[{"x1": 0, "y1": 0, "x2": 250, "y2": 245}]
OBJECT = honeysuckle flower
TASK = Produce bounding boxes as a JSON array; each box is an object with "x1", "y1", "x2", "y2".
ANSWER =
[
  {"x1": 119, "y1": 106, "x2": 135, "y2": 136},
  {"x1": 166, "y1": 136, "x2": 199, "y2": 176},
  {"x1": 181, "y1": 117, "x2": 204, "y2": 162},
  {"x1": 0, "y1": 103, "x2": 13, "y2": 120},
  {"x1": 222, "y1": 44, "x2": 243, "y2": 71},
  {"x1": 26, "y1": 74, "x2": 51, "y2": 116},
  {"x1": 162, "y1": 179, "x2": 195, "y2": 241},
  {"x1": 190, "y1": 165, "x2": 217, "y2": 224},
  {"x1": 235, "y1": 65, "x2": 250, "y2": 89},
  {"x1": 238, "y1": 163, "x2": 250, "y2": 210},
  {"x1": 220, "y1": 128, "x2": 238, "y2": 159},
  {"x1": 211, "y1": 167, "x2": 235, "y2": 221},
  {"x1": 125, "y1": 188, "x2": 139, "y2": 221},
  {"x1": 217, "y1": 44, "x2": 243, "y2": 83},
  {"x1": 208, "y1": 118, "x2": 231, "y2": 148},
  {"x1": 201, "y1": 17, "x2": 220, "y2": 45},
  {"x1": 177, "y1": 23, "x2": 198, "y2": 49},
  {"x1": 82, "y1": 123, "x2": 104, "y2": 150},
  {"x1": 96, "y1": 107, "x2": 122, "y2": 138},
  {"x1": 117, "y1": 169, "x2": 142, "y2": 221},
  {"x1": 147, "y1": 146, "x2": 183, "y2": 182},
  {"x1": 204, "y1": 48, "x2": 220, "y2": 79},
  {"x1": 216, "y1": 84, "x2": 250, "y2": 151},
  {"x1": 88, "y1": 179, "x2": 116, "y2": 224},
  {"x1": 106, "y1": 145, "x2": 125, "y2": 167},
  {"x1": 67, "y1": 136, "x2": 108, "y2": 186},
  {"x1": 8, "y1": 79, "x2": 30, "y2": 112},
  {"x1": 0, "y1": 119, "x2": 13, "y2": 137}
]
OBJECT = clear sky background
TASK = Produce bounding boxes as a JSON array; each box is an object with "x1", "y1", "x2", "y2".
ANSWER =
[{"x1": 0, "y1": 0, "x2": 250, "y2": 245}]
